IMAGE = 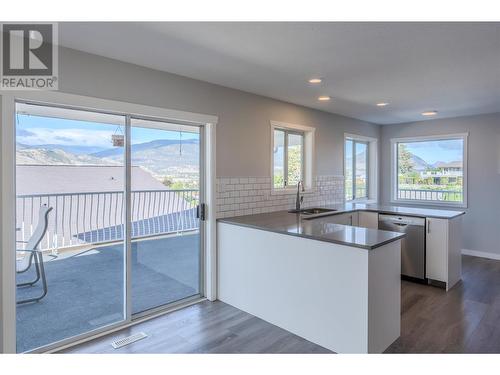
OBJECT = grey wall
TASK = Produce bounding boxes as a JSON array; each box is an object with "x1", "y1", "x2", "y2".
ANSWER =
[
  {"x1": 380, "y1": 113, "x2": 500, "y2": 255},
  {"x1": 55, "y1": 47, "x2": 380, "y2": 177}
]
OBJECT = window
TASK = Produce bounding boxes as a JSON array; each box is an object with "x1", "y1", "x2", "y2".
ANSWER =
[
  {"x1": 271, "y1": 121, "x2": 314, "y2": 191},
  {"x1": 273, "y1": 128, "x2": 304, "y2": 188},
  {"x1": 345, "y1": 138, "x2": 369, "y2": 200},
  {"x1": 392, "y1": 134, "x2": 468, "y2": 206}
]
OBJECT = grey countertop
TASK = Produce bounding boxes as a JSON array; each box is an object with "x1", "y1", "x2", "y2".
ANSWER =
[
  {"x1": 218, "y1": 210, "x2": 406, "y2": 250},
  {"x1": 303, "y1": 202, "x2": 466, "y2": 220},
  {"x1": 217, "y1": 203, "x2": 465, "y2": 250}
]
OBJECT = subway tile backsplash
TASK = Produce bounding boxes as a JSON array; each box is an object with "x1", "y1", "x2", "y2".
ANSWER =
[{"x1": 216, "y1": 175, "x2": 344, "y2": 218}]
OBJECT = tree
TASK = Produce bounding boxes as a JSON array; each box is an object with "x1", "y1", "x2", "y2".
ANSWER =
[
  {"x1": 398, "y1": 144, "x2": 414, "y2": 175},
  {"x1": 287, "y1": 146, "x2": 302, "y2": 185},
  {"x1": 170, "y1": 181, "x2": 186, "y2": 190},
  {"x1": 274, "y1": 173, "x2": 284, "y2": 188},
  {"x1": 162, "y1": 177, "x2": 173, "y2": 187}
]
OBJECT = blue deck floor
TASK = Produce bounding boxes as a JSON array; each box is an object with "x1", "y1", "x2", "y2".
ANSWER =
[{"x1": 16, "y1": 233, "x2": 199, "y2": 353}]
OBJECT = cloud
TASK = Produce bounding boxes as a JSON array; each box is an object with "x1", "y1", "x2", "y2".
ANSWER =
[
  {"x1": 16, "y1": 127, "x2": 115, "y2": 148},
  {"x1": 406, "y1": 140, "x2": 463, "y2": 164},
  {"x1": 54, "y1": 135, "x2": 74, "y2": 143},
  {"x1": 439, "y1": 140, "x2": 463, "y2": 150},
  {"x1": 405, "y1": 139, "x2": 462, "y2": 150},
  {"x1": 16, "y1": 128, "x2": 36, "y2": 137}
]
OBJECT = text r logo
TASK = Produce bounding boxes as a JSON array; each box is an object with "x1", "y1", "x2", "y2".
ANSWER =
[{"x1": 1, "y1": 23, "x2": 58, "y2": 90}]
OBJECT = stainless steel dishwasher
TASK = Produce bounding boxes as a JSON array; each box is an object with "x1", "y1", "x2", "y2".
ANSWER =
[{"x1": 378, "y1": 214, "x2": 426, "y2": 280}]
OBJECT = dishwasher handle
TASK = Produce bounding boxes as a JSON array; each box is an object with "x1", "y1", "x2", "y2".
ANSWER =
[
  {"x1": 393, "y1": 222, "x2": 408, "y2": 227},
  {"x1": 378, "y1": 214, "x2": 425, "y2": 227}
]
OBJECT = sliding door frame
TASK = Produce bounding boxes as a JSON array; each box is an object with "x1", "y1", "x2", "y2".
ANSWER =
[
  {"x1": 129, "y1": 115, "x2": 206, "y2": 320},
  {"x1": 0, "y1": 91, "x2": 218, "y2": 353}
]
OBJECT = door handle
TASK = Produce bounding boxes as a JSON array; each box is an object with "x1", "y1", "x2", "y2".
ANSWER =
[
  {"x1": 196, "y1": 204, "x2": 207, "y2": 221},
  {"x1": 394, "y1": 222, "x2": 408, "y2": 227}
]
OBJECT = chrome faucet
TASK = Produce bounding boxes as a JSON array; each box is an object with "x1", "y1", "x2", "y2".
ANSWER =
[{"x1": 295, "y1": 181, "x2": 305, "y2": 211}]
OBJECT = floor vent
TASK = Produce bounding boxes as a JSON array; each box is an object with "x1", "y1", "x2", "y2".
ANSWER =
[{"x1": 111, "y1": 332, "x2": 148, "y2": 349}]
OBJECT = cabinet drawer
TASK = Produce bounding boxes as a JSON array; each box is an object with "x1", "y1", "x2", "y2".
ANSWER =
[
  {"x1": 328, "y1": 212, "x2": 358, "y2": 226},
  {"x1": 358, "y1": 211, "x2": 379, "y2": 229}
]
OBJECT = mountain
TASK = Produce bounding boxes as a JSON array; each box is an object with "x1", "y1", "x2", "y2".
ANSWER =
[
  {"x1": 92, "y1": 139, "x2": 199, "y2": 158},
  {"x1": 345, "y1": 149, "x2": 367, "y2": 171},
  {"x1": 99, "y1": 140, "x2": 200, "y2": 179},
  {"x1": 409, "y1": 154, "x2": 430, "y2": 171},
  {"x1": 17, "y1": 143, "x2": 109, "y2": 155},
  {"x1": 16, "y1": 139, "x2": 200, "y2": 185},
  {"x1": 16, "y1": 145, "x2": 119, "y2": 166}
]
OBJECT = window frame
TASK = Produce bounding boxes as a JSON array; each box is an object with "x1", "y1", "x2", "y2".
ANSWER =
[
  {"x1": 270, "y1": 121, "x2": 315, "y2": 194},
  {"x1": 274, "y1": 128, "x2": 305, "y2": 189},
  {"x1": 390, "y1": 133, "x2": 468, "y2": 208},
  {"x1": 345, "y1": 139, "x2": 369, "y2": 201},
  {"x1": 344, "y1": 133, "x2": 378, "y2": 203}
]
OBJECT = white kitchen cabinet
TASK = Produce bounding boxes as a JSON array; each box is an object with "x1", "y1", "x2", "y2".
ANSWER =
[
  {"x1": 358, "y1": 211, "x2": 379, "y2": 229},
  {"x1": 329, "y1": 212, "x2": 359, "y2": 226},
  {"x1": 425, "y1": 216, "x2": 462, "y2": 290}
]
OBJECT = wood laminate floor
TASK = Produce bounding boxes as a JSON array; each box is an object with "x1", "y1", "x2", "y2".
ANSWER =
[
  {"x1": 63, "y1": 255, "x2": 500, "y2": 354},
  {"x1": 386, "y1": 255, "x2": 500, "y2": 353}
]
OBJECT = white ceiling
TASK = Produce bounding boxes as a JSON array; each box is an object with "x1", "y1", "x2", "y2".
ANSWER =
[{"x1": 59, "y1": 22, "x2": 500, "y2": 124}]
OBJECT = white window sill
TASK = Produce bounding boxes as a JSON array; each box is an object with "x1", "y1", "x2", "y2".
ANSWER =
[
  {"x1": 347, "y1": 198, "x2": 377, "y2": 204},
  {"x1": 271, "y1": 187, "x2": 315, "y2": 196},
  {"x1": 390, "y1": 199, "x2": 467, "y2": 209}
]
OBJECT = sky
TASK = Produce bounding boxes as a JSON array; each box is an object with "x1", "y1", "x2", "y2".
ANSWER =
[
  {"x1": 15, "y1": 114, "x2": 199, "y2": 148},
  {"x1": 403, "y1": 139, "x2": 463, "y2": 164}
]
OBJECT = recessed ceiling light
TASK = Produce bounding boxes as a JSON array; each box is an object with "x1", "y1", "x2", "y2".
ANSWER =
[
  {"x1": 318, "y1": 96, "x2": 331, "y2": 101},
  {"x1": 421, "y1": 110, "x2": 438, "y2": 116},
  {"x1": 376, "y1": 102, "x2": 389, "y2": 107},
  {"x1": 308, "y1": 78, "x2": 322, "y2": 84}
]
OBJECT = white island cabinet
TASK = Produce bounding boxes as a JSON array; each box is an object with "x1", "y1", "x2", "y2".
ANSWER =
[{"x1": 217, "y1": 219, "x2": 403, "y2": 354}]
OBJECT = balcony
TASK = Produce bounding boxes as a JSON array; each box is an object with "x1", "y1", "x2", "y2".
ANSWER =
[
  {"x1": 16, "y1": 189, "x2": 200, "y2": 353},
  {"x1": 419, "y1": 170, "x2": 463, "y2": 178},
  {"x1": 398, "y1": 188, "x2": 463, "y2": 203},
  {"x1": 16, "y1": 189, "x2": 200, "y2": 252}
]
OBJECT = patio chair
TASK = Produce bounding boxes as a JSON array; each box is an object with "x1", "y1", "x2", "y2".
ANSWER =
[{"x1": 16, "y1": 204, "x2": 53, "y2": 305}]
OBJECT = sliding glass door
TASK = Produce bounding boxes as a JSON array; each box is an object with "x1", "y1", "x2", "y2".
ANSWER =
[
  {"x1": 130, "y1": 118, "x2": 202, "y2": 314},
  {"x1": 14, "y1": 101, "x2": 204, "y2": 352},
  {"x1": 15, "y1": 102, "x2": 127, "y2": 352}
]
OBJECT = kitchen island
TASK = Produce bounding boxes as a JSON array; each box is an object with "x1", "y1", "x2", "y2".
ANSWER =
[
  {"x1": 217, "y1": 203, "x2": 464, "y2": 353},
  {"x1": 217, "y1": 211, "x2": 405, "y2": 353}
]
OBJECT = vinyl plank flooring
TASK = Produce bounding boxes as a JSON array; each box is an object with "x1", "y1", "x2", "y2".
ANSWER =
[
  {"x1": 63, "y1": 255, "x2": 500, "y2": 354},
  {"x1": 386, "y1": 255, "x2": 500, "y2": 353},
  {"x1": 464, "y1": 323, "x2": 500, "y2": 353},
  {"x1": 61, "y1": 301, "x2": 331, "y2": 354}
]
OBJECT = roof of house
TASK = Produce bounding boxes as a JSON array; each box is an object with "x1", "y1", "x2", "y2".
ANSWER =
[
  {"x1": 16, "y1": 165, "x2": 167, "y2": 195},
  {"x1": 434, "y1": 161, "x2": 463, "y2": 169}
]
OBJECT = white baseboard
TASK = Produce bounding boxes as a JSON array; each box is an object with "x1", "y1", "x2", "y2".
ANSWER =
[{"x1": 462, "y1": 249, "x2": 500, "y2": 260}]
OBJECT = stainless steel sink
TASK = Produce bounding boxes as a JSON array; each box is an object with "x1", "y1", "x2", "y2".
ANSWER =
[{"x1": 289, "y1": 208, "x2": 337, "y2": 215}]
